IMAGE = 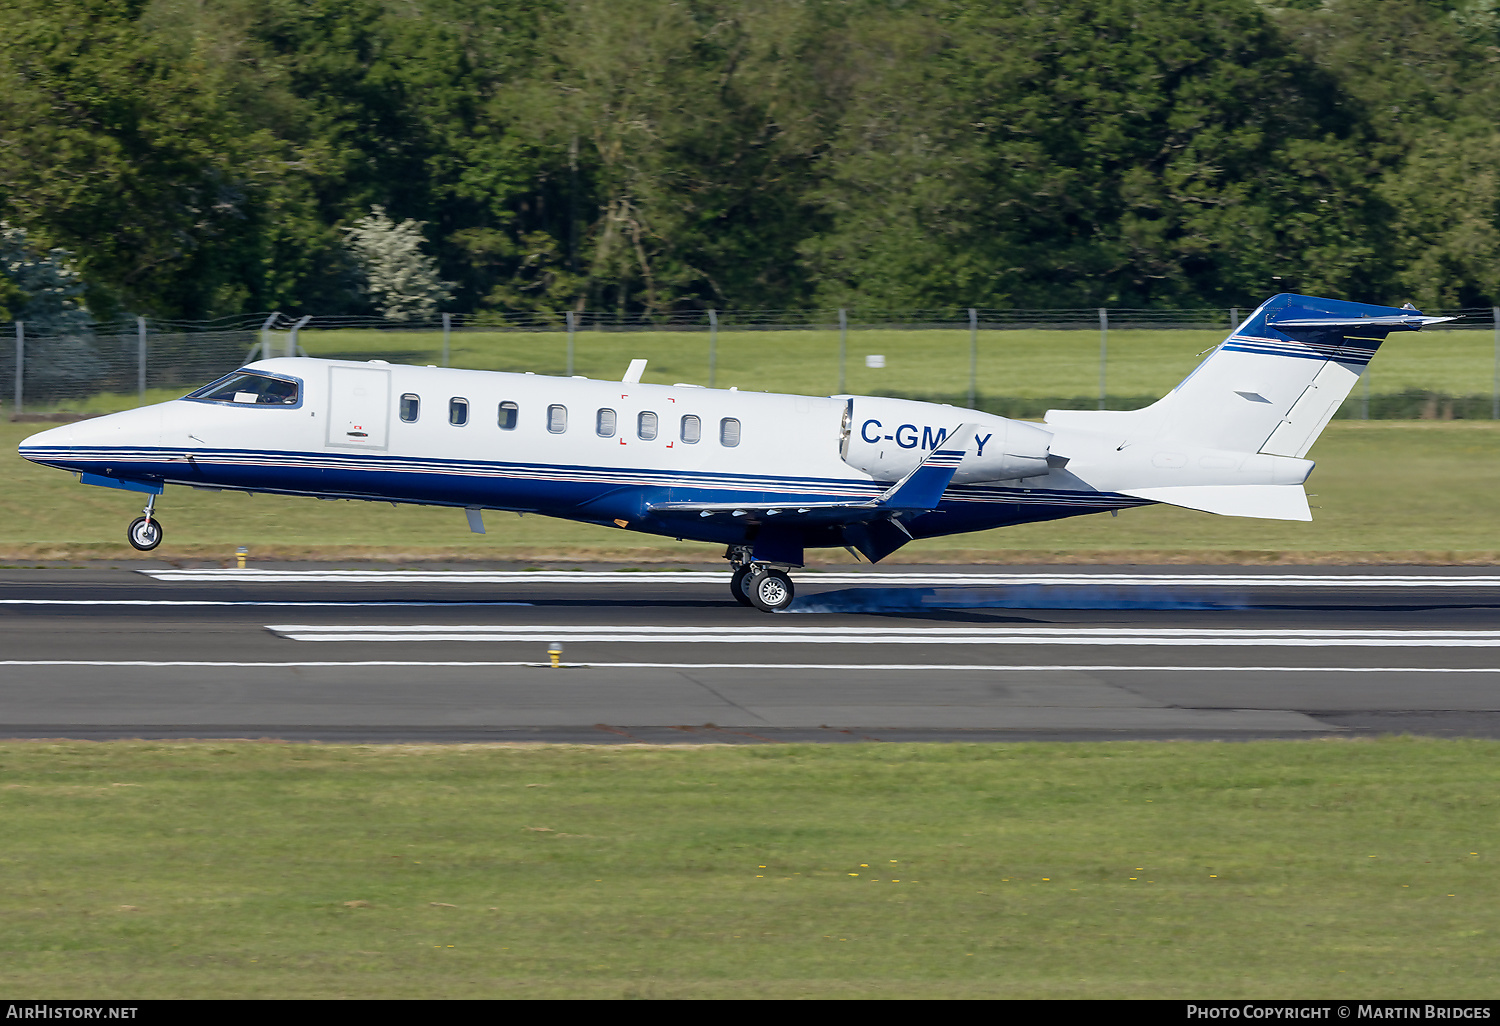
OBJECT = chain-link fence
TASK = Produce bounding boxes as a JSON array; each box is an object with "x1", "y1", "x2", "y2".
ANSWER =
[{"x1": 5, "y1": 305, "x2": 1499, "y2": 419}]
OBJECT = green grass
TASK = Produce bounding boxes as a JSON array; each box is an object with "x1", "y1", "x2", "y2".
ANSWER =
[
  {"x1": 5, "y1": 419, "x2": 1499, "y2": 562},
  {"x1": 0, "y1": 738, "x2": 1495, "y2": 997},
  {"x1": 19, "y1": 325, "x2": 1499, "y2": 418}
]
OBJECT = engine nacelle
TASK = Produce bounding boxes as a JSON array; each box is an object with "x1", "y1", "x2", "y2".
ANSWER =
[{"x1": 839, "y1": 397, "x2": 1053, "y2": 483}]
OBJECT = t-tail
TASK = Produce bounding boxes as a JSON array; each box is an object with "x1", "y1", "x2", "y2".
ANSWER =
[{"x1": 1044, "y1": 294, "x2": 1453, "y2": 521}]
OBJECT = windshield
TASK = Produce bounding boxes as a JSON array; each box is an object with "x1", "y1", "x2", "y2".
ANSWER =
[{"x1": 186, "y1": 371, "x2": 301, "y2": 406}]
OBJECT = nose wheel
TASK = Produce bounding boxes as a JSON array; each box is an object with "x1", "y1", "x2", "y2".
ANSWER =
[
  {"x1": 128, "y1": 517, "x2": 162, "y2": 551},
  {"x1": 127, "y1": 494, "x2": 163, "y2": 551}
]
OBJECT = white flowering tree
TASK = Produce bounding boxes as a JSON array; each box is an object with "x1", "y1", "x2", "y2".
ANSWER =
[
  {"x1": 343, "y1": 206, "x2": 453, "y2": 321},
  {"x1": 2, "y1": 221, "x2": 102, "y2": 399},
  {"x1": 1, "y1": 221, "x2": 92, "y2": 334}
]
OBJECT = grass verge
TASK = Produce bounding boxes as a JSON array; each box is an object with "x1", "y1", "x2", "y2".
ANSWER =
[
  {"x1": 5, "y1": 420, "x2": 1499, "y2": 563},
  {"x1": 0, "y1": 738, "x2": 1495, "y2": 998}
]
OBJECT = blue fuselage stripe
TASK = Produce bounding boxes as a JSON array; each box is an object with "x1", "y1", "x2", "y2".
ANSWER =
[{"x1": 20, "y1": 445, "x2": 1145, "y2": 543}]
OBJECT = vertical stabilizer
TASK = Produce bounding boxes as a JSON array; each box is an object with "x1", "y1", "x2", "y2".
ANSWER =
[
  {"x1": 1041, "y1": 294, "x2": 1452, "y2": 522},
  {"x1": 1150, "y1": 294, "x2": 1451, "y2": 456},
  {"x1": 1048, "y1": 294, "x2": 1451, "y2": 457}
]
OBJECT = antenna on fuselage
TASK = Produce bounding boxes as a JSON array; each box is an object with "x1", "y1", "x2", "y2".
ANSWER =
[{"x1": 622, "y1": 359, "x2": 647, "y2": 384}]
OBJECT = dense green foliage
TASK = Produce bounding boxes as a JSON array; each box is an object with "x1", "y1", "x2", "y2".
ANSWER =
[{"x1": 1, "y1": 0, "x2": 1498, "y2": 319}]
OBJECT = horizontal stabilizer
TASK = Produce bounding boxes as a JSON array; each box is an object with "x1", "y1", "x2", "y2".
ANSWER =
[
  {"x1": 1119, "y1": 484, "x2": 1311, "y2": 522},
  {"x1": 1268, "y1": 314, "x2": 1454, "y2": 331}
]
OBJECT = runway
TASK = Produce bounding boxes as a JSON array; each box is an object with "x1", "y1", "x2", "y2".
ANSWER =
[{"x1": 2, "y1": 564, "x2": 1499, "y2": 743}]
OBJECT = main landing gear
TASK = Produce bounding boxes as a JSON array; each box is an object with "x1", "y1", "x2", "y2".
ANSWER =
[
  {"x1": 127, "y1": 494, "x2": 163, "y2": 551},
  {"x1": 726, "y1": 546, "x2": 796, "y2": 612}
]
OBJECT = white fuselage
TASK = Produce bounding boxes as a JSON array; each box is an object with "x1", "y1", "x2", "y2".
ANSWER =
[{"x1": 17, "y1": 354, "x2": 1315, "y2": 562}]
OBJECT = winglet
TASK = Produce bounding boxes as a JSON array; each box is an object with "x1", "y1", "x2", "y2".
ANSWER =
[{"x1": 876, "y1": 424, "x2": 973, "y2": 510}]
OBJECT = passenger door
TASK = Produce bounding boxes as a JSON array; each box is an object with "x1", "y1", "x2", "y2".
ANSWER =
[{"x1": 326, "y1": 365, "x2": 391, "y2": 450}]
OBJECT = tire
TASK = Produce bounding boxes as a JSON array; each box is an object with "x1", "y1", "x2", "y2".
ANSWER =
[
  {"x1": 127, "y1": 517, "x2": 162, "y2": 552},
  {"x1": 748, "y1": 568, "x2": 795, "y2": 612},
  {"x1": 730, "y1": 565, "x2": 755, "y2": 606}
]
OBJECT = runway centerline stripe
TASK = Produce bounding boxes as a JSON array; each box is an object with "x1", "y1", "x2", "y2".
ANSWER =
[
  {"x1": 263, "y1": 624, "x2": 1500, "y2": 647},
  {"x1": 140, "y1": 569, "x2": 1500, "y2": 587},
  {"x1": 3, "y1": 660, "x2": 1499, "y2": 673},
  {"x1": 264, "y1": 624, "x2": 1500, "y2": 637},
  {"x1": 266, "y1": 634, "x2": 1500, "y2": 647}
]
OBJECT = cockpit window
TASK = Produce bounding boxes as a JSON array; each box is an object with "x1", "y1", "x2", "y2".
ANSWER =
[{"x1": 187, "y1": 371, "x2": 301, "y2": 407}]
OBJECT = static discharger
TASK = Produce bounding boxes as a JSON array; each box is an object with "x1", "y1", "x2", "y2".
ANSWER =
[
  {"x1": 235, "y1": 546, "x2": 248, "y2": 569},
  {"x1": 547, "y1": 641, "x2": 563, "y2": 669}
]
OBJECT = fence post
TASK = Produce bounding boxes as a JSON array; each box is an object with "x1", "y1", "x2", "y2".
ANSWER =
[
  {"x1": 1492, "y1": 307, "x2": 1499, "y2": 421},
  {"x1": 837, "y1": 308, "x2": 847, "y2": 394},
  {"x1": 1098, "y1": 308, "x2": 1108, "y2": 410},
  {"x1": 1230, "y1": 307, "x2": 1239, "y2": 331},
  {"x1": 288, "y1": 315, "x2": 311, "y2": 358},
  {"x1": 442, "y1": 312, "x2": 451, "y2": 367},
  {"x1": 565, "y1": 310, "x2": 575, "y2": 376},
  {"x1": 137, "y1": 316, "x2": 147, "y2": 402},
  {"x1": 258, "y1": 312, "x2": 279, "y2": 362},
  {"x1": 708, "y1": 308, "x2": 718, "y2": 388},
  {"x1": 967, "y1": 308, "x2": 978, "y2": 409},
  {"x1": 13, "y1": 321, "x2": 21, "y2": 416}
]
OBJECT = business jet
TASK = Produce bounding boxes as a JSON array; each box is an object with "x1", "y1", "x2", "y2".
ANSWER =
[{"x1": 18, "y1": 293, "x2": 1450, "y2": 611}]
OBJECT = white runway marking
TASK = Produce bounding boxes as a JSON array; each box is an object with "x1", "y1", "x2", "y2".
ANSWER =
[
  {"x1": 263, "y1": 624, "x2": 1500, "y2": 647},
  {"x1": 0, "y1": 600, "x2": 531, "y2": 607},
  {"x1": 140, "y1": 569, "x2": 1500, "y2": 587},
  {"x1": 3, "y1": 660, "x2": 1498, "y2": 673}
]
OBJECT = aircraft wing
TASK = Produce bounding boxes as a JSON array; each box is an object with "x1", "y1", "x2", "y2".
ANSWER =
[
  {"x1": 645, "y1": 498, "x2": 908, "y2": 526},
  {"x1": 645, "y1": 425, "x2": 975, "y2": 537}
]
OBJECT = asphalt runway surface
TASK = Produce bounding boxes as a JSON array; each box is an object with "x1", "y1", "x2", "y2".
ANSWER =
[{"x1": 3, "y1": 563, "x2": 1500, "y2": 743}]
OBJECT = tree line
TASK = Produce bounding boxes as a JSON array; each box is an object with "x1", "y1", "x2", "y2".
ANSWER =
[{"x1": 1, "y1": 0, "x2": 1498, "y2": 323}]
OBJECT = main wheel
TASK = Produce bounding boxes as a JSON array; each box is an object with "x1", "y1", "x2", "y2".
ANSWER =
[
  {"x1": 747, "y1": 568, "x2": 795, "y2": 612},
  {"x1": 729, "y1": 565, "x2": 755, "y2": 606},
  {"x1": 127, "y1": 516, "x2": 162, "y2": 552}
]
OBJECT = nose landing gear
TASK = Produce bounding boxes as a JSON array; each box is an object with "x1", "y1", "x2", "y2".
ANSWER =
[
  {"x1": 725, "y1": 546, "x2": 797, "y2": 612},
  {"x1": 127, "y1": 494, "x2": 163, "y2": 551}
]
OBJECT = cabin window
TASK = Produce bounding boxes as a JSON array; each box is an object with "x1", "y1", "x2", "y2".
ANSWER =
[
  {"x1": 719, "y1": 417, "x2": 741, "y2": 447},
  {"x1": 498, "y1": 401, "x2": 518, "y2": 430},
  {"x1": 680, "y1": 414, "x2": 701, "y2": 444},
  {"x1": 449, "y1": 398, "x2": 469, "y2": 426},
  {"x1": 637, "y1": 411, "x2": 658, "y2": 441},
  {"x1": 596, "y1": 408, "x2": 617, "y2": 437},
  {"x1": 548, "y1": 404, "x2": 568, "y2": 433},
  {"x1": 400, "y1": 394, "x2": 420, "y2": 423},
  {"x1": 186, "y1": 371, "x2": 300, "y2": 407}
]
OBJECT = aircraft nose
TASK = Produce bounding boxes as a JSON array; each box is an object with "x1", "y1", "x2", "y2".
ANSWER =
[
  {"x1": 17, "y1": 407, "x2": 164, "y2": 473},
  {"x1": 18, "y1": 422, "x2": 78, "y2": 464}
]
